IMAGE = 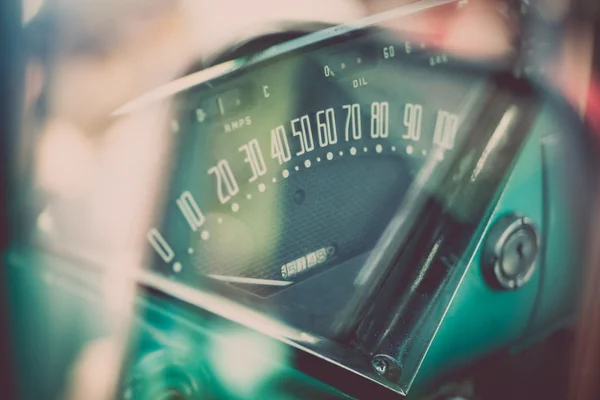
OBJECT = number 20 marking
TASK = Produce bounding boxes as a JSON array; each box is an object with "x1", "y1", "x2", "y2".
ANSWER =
[{"x1": 208, "y1": 159, "x2": 239, "y2": 204}]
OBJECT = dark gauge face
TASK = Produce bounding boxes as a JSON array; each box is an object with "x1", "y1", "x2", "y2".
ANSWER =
[{"x1": 145, "y1": 29, "x2": 489, "y2": 332}]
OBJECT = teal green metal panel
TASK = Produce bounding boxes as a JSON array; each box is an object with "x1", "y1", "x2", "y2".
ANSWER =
[
  {"x1": 526, "y1": 113, "x2": 584, "y2": 335},
  {"x1": 412, "y1": 103, "x2": 552, "y2": 392}
]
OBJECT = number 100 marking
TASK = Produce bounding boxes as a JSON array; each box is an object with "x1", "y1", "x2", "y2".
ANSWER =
[{"x1": 433, "y1": 111, "x2": 459, "y2": 150}]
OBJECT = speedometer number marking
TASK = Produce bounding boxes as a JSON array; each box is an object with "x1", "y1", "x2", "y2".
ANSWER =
[
  {"x1": 383, "y1": 45, "x2": 395, "y2": 59},
  {"x1": 291, "y1": 115, "x2": 315, "y2": 156},
  {"x1": 208, "y1": 159, "x2": 239, "y2": 204},
  {"x1": 316, "y1": 108, "x2": 338, "y2": 147},
  {"x1": 433, "y1": 110, "x2": 459, "y2": 150},
  {"x1": 176, "y1": 191, "x2": 206, "y2": 232},
  {"x1": 343, "y1": 104, "x2": 362, "y2": 141},
  {"x1": 239, "y1": 138, "x2": 267, "y2": 182},
  {"x1": 147, "y1": 228, "x2": 174, "y2": 263},
  {"x1": 403, "y1": 103, "x2": 423, "y2": 141},
  {"x1": 271, "y1": 125, "x2": 291, "y2": 164},
  {"x1": 370, "y1": 101, "x2": 389, "y2": 138},
  {"x1": 196, "y1": 108, "x2": 206, "y2": 123}
]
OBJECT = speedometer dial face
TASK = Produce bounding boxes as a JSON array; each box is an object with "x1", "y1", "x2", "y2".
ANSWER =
[{"x1": 145, "y1": 29, "x2": 489, "y2": 331}]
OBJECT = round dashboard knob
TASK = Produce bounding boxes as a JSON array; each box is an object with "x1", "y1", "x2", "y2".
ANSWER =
[
  {"x1": 481, "y1": 214, "x2": 541, "y2": 290},
  {"x1": 122, "y1": 351, "x2": 206, "y2": 400}
]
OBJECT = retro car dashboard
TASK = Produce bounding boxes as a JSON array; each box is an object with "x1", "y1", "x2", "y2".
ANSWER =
[{"x1": 4, "y1": 1, "x2": 598, "y2": 399}]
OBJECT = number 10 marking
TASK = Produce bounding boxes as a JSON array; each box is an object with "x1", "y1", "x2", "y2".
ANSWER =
[{"x1": 176, "y1": 191, "x2": 206, "y2": 231}]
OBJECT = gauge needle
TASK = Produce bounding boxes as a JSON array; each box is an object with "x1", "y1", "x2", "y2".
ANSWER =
[{"x1": 208, "y1": 274, "x2": 293, "y2": 287}]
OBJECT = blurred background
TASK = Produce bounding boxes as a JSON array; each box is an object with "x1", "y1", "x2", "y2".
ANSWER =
[{"x1": 2, "y1": 0, "x2": 600, "y2": 399}]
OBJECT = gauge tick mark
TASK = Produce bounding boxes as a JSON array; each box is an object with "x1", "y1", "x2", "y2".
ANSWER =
[
  {"x1": 258, "y1": 183, "x2": 266, "y2": 192},
  {"x1": 173, "y1": 262, "x2": 182, "y2": 273},
  {"x1": 304, "y1": 159, "x2": 312, "y2": 168},
  {"x1": 232, "y1": 203, "x2": 240, "y2": 212},
  {"x1": 326, "y1": 152, "x2": 334, "y2": 160},
  {"x1": 201, "y1": 231, "x2": 210, "y2": 241},
  {"x1": 376, "y1": 144, "x2": 383, "y2": 154},
  {"x1": 350, "y1": 147, "x2": 357, "y2": 156},
  {"x1": 282, "y1": 169, "x2": 290, "y2": 178}
]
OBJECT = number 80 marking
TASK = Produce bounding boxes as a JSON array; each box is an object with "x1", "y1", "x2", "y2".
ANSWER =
[{"x1": 370, "y1": 101, "x2": 389, "y2": 138}]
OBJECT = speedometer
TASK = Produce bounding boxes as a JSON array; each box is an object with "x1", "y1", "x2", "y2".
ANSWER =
[
  {"x1": 142, "y1": 30, "x2": 485, "y2": 304},
  {"x1": 120, "y1": 21, "x2": 550, "y2": 394}
]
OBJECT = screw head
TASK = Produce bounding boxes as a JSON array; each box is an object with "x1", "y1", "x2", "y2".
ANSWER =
[
  {"x1": 371, "y1": 357, "x2": 388, "y2": 375},
  {"x1": 371, "y1": 355, "x2": 402, "y2": 382}
]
